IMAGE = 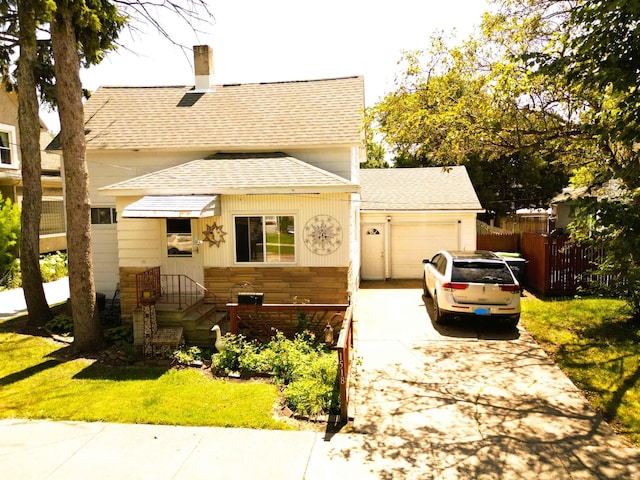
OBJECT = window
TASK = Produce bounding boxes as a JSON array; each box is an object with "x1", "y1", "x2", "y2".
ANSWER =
[
  {"x1": 0, "y1": 131, "x2": 12, "y2": 165},
  {"x1": 452, "y1": 261, "x2": 514, "y2": 284},
  {"x1": 234, "y1": 215, "x2": 294, "y2": 263},
  {"x1": 91, "y1": 207, "x2": 117, "y2": 225},
  {"x1": 167, "y1": 218, "x2": 192, "y2": 257}
]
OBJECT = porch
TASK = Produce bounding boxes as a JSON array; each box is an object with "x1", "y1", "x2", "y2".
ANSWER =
[
  {"x1": 132, "y1": 266, "x2": 228, "y2": 347},
  {"x1": 131, "y1": 266, "x2": 351, "y2": 347}
]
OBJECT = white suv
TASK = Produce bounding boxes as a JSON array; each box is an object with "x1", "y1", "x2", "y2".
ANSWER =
[{"x1": 423, "y1": 250, "x2": 521, "y2": 327}]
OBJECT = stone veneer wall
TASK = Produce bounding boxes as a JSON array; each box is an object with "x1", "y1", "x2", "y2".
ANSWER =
[{"x1": 204, "y1": 266, "x2": 351, "y2": 305}]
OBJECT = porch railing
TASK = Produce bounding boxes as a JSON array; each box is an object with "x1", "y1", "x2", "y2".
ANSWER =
[
  {"x1": 136, "y1": 267, "x2": 223, "y2": 311},
  {"x1": 136, "y1": 266, "x2": 161, "y2": 305}
]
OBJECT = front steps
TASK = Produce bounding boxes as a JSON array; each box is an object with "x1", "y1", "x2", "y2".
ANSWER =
[{"x1": 134, "y1": 298, "x2": 229, "y2": 348}]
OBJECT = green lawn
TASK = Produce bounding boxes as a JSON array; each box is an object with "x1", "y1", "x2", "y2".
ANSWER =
[
  {"x1": 521, "y1": 296, "x2": 640, "y2": 446},
  {"x1": 0, "y1": 325, "x2": 292, "y2": 429}
]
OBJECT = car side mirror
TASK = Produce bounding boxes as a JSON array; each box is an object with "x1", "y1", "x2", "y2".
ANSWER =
[{"x1": 422, "y1": 259, "x2": 430, "y2": 264}]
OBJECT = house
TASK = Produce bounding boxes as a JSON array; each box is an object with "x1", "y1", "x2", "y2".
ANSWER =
[
  {"x1": 0, "y1": 85, "x2": 66, "y2": 253},
  {"x1": 48, "y1": 45, "x2": 484, "y2": 345},
  {"x1": 359, "y1": 167, "x2": 483, "y2": 279},
  {"x1": 49, "y1": 45, "x2": 364, "y2": 330},
  {"x1": 551, "y1": 180, "x2": 623, "y2": 231}
]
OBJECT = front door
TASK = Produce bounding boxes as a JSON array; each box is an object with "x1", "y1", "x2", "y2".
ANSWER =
[
  {"x1": 161, "y1": 218, "x2": 204, "y2": 286},
  {"x1": 361, "y1": 223, "x2": 385, "y2": 280}
]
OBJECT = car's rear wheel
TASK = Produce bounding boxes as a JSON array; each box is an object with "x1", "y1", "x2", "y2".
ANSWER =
[
  {"x1": 433, "y1": 293, "x2": 447, "y2": 324},
  {"x1": 505, "y1": 315, "x2": 520, "y2": 328}
]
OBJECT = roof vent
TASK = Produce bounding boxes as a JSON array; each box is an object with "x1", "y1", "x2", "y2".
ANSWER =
[{"x1": 192, "y1": 45, "x2": 215, "y2": 93}]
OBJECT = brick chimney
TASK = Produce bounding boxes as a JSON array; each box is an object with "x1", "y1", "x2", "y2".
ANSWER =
[{"x1": 193, "y1": 45, "x2": 214, "y2": 91}]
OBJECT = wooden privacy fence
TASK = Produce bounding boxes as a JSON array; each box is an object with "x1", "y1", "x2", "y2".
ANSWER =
[
  {"x1": 477, "y1": 233, "x2": 519, "y2": 252},
  {"x1": 521, "y1": 233, "x2": 607, "y2": 295}
]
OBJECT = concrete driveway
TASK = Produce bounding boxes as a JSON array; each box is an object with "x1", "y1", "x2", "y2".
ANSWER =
[{"x1": 339, "y1": 280, "x2": 640, "y2": 479}]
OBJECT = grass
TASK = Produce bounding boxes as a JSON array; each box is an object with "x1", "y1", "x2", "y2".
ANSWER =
[
  {"x1": 521, "y1": 295, "x2": 640, "y2": 446},
  {"x1": 0, "y1": 324, "x2": 292, "y2": 430}
]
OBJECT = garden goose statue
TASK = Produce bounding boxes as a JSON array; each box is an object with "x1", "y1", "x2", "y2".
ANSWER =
[{"x1": 211, "y1": 325, "x2": 226, "y2": 352}]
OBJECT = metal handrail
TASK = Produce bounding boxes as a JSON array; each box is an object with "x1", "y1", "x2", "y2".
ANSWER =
[{"x1": 136, "y1": 267, "x2": 223, "y2": 311}]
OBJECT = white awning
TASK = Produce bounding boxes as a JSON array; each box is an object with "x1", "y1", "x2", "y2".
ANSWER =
[{"x1": 122, "y1": 195, "x2": 220, "y2": 218}]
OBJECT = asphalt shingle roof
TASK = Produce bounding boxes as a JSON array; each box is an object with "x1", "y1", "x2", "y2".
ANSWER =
[
  {"x1": 77, "y1": 76, "x2": 364, "y2": 151},
  {"x1": 359, "y1": 166, "x2": 483, "y2": 211},
  {"x1": 100, "y1": 152, "x2": 359, "y2": 195}
]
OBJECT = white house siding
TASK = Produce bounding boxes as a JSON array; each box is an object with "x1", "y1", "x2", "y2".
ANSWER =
[
  {"x1": 360, "y1": 211, "x2": 478, "y2": 280},
  {"x1": 205, "y1": 193, "x2": 353, "y2": 268},
  {"x1": 287, "y1": 147, "x2": 357, "y2": 181},
  {"x1": 91, "y1": 224, "x2": 119, "y2": 297},
  {"x1": 115, "y1": 197, "x2": 163, "y2": 267},
  {"x1": 87, "y1": 150, "x2": 213, "y2": 204}
]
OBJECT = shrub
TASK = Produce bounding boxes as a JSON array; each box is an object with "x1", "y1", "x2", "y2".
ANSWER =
[
  {"x1": 211, "y1": 330, "x2": 339, "y2": 416},
  {"x1": 0, "y1": 195, "x2": 20, "y2": 289},
  {"x1": 39, "y1": 252, "x2": 68, "y2": 283},
  {"x1": 172, "y1": 345, "x2": 203, "y2": 366},
  {"x1": 46, "y1": 314, "x2": 74, "y2": 336},
  {"x1": 104, "y1": 324, "x2": 133, "y2": 348}
]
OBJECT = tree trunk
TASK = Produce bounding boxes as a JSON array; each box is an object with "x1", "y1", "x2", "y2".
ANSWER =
[
  {"x1": 51, "y1": 6, "x2": 102, "y2": 352},
  {"x1": 17, "y1": 0, "x2": 53, "y2": 327}
]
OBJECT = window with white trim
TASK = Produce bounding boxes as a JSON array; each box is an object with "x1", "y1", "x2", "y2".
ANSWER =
[
  {"x1": 234, "y1": 215, "x2": 294, "y2": 263},
  {"x1": 0, "y1": 125, "x2": 17, "y2": 166}
]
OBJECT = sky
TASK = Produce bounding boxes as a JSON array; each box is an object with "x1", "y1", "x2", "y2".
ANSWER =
[{"x1": 40, "y1": 0, "x2": 492, "y2": 131}]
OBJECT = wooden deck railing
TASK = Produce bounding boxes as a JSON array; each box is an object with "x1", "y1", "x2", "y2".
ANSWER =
[{"x1": 336, "y1": 305, "x2": 354, "y2": 422}]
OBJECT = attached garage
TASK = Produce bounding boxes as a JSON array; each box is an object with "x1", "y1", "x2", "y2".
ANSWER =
[{"x1": 359, "y1": 167, "x2": 483, "y2": 280}]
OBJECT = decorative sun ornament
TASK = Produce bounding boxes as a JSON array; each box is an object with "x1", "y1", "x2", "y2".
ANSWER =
[
  {"x1": 303, "y1": 215, "x2": 342, "y2": 255},
  {"x1": 203, "y1": 222, "x2": 227, "y2": 247}
]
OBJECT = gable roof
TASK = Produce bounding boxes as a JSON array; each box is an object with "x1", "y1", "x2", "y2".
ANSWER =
[
  {"x1": 72, "y1": 76, "x2": 364, "y2": 152},
  {"x1": 359, "y1": 166, "x2": 483, "y2": 211},
  {"x1": 100, "y1": 152, "x2": 359, "y2": 195}
]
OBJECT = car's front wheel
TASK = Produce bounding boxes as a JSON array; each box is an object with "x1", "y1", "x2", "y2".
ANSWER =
[{"x1": 422, "y1": 275, "x2": 429, "y2": 297}]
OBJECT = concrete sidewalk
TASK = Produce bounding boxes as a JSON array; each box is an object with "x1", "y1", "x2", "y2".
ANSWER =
[
  {"x1": 0, "y1": 276, "x2": 69, "y2": 320},
  {"x1": 1, "y1": 281, "x2": 639, "y2": 479}
]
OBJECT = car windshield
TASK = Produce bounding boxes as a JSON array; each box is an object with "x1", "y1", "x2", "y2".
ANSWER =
[{"x1": 451, "y1": 261, "x2": 513, "y2": 284}]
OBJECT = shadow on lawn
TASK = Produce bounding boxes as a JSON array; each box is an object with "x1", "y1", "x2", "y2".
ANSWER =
[
  {"x1": 1, "y1": 314, "x2": 168, "y2": 383},
  {"x1": 73, "y1": 363, "x2": 166, "y2": 381},
  {"x1": 0, "y1": 358, "x2": 64, "y2": 387}
]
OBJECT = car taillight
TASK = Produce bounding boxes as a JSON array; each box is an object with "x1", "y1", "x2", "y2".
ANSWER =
[
  {"x1": 500, "y1": 284, "x2": 520, "y2": 293},
  {"x1": 442, "y1": 282, "x2": 469, "y2": 290}
]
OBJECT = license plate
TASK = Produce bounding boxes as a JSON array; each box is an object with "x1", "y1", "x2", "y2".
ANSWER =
[{"x1": 475, "y1": 308, "x2": 490, "y2": 316}]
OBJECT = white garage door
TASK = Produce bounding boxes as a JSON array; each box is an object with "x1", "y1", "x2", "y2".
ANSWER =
[{"x1": 390, "y1": 222, "x2": 459, "y2": 278}]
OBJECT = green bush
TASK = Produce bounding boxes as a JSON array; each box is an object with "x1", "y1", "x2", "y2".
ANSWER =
[
  {"x1": 211, "y1": 330, "x2": 339, "y2": 416},
  {"x1": 0, "y1": 195, "x2": 20, "y2": 289},
  {"x1": 46, "y1": 314, "x2": 74, "y2": 336},
  {"x1": 40, "y1": 252, "x2": 68, "y2": 283},
  {"x1": 172, "y1": 345, "x2": 203, "y2": 365},
  {"x1": 104, "y1": 324, "x2": 133, "y2": 348}
]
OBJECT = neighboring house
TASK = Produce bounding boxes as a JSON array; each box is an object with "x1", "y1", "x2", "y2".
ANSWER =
[
  {"x1": 551, "y1": 180, "x2": 622, "y2": 231},
  {"x1": 0, "y1": 85, "x2": 66, "y2": 253},
  {"x1": 359, "y1": 167, "x2": 483, "y2": 280},
  {"x1": 49, "y1": 46, "x2": 364, "y2": 322}
]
